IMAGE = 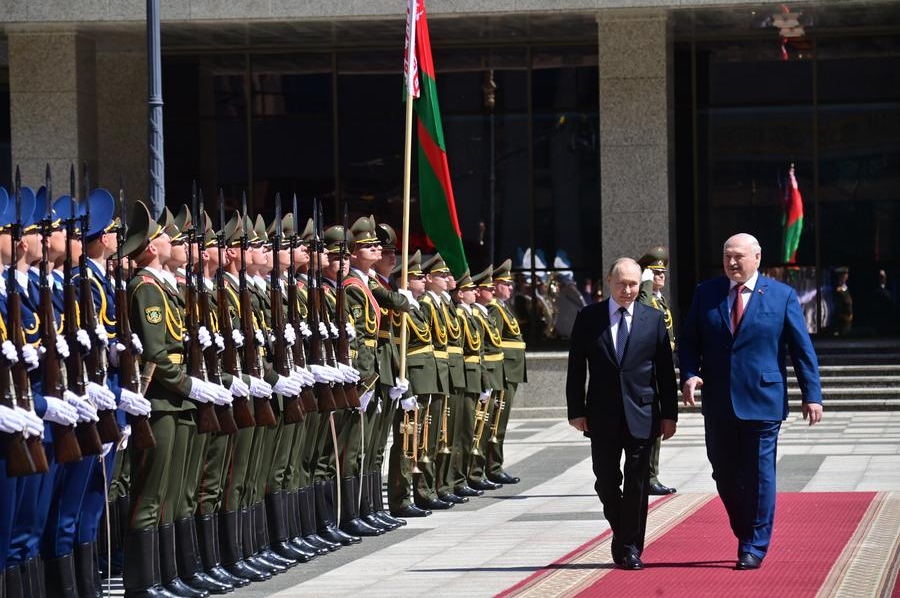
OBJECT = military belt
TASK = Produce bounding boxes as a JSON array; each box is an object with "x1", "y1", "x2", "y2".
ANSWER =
[
  {"x1": 433, "y1": 350, "x2": 449, "y2": 359},
  {"x1": 464, "y1": 356, "x2": 481, "y2": 363},
  {"x1": 500, "y1": 340, "x2": 526, "y2": 350},
  {"x1": 168, "y1": 353, "x2": 184, "y2": 365},
  {"x1": 364, "y1": 338, "x2": 377, "y2": 348},
  {"x1": 447, "y1": 346, "x2": 463, "y2": 355},
  {"x1": 407, "y1": 345, "x2": 434, "y2": 356},
  {"x1": 483, "y1": 353, "x2": 504, "y2": 362},
  {"x1": 378, "y1": 331, "x2": 391, "y2": 339}
]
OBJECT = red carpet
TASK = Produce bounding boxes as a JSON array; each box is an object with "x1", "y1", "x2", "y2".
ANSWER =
[{"x1": 499, "y1": 492, "x2": 900, "y2": 598}]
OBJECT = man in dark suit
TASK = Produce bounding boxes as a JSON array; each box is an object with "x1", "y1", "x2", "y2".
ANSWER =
[
  {"x1": 566, "y1": 258, "x2": 677, "y2": 571},
  {"x1": 680, "y1": 233, "x2": 823, "y2": 571}
]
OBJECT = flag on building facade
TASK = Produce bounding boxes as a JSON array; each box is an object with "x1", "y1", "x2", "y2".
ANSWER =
[
  {"x1": 404, "y1": 0, "x2": 469, "y2": 277},
  {"x1": 781, "y1": 163, "x2": 804, "y2": 263}
]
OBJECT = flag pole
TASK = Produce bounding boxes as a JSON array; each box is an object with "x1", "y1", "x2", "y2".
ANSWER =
[{"x1": 399, "y1": 0, "x2": 418, "y2": 379}]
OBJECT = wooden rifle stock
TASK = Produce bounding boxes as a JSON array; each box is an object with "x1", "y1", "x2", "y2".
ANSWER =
[
  {"x1": 307, "y1": 285, "x2": 337, "y2": 413},
  {"x1": 239, "y1": 285, "x2": 276, "y2": 427},
  {"x1": 0, "y1": 366, "x2": 36, "y2": 476},
  {"x1": 318, "y1": 293, "x2": 350, "y2": 410},
  {"x1": 271, "y1": 282, "x2": 304, "y2": 425},
  {"x1": 286, "y1": 283, "x2": 317, "y2": 414},
  {"x1": 185, "y1": 282, "x2": 220, "y2": 435},
  {"x1": 334, "y1": 286, "x2": 361, "y2": 408},
  {"x1": 217, "y1": 283, "x2": 254, "y2": 429},
  {"x1": 8, "y1": 292, "x2": 49, "y2": 473},
  {"x1": 115, "y1": 282, "x2": 155, "y2": 450},
  {"x1": 198, "y1": 285, "x2": 237, "y2": 435},
  {"x1": 80, "y1": 271, "x2": 120, "y2": 443}
]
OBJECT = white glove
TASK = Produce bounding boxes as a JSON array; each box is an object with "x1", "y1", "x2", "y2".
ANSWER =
[
  {"x1": 119, "y1": 388, "x2": 151, "y2": 416},
  {"x1": 398, "y1": 288, "x2": 414, "y2": 303},
  {"x1": 95, "y1": 323, "x2": 109, "y2": 346},
  {"x1": 273, "y1": 374, "x2": 302, "y2": 397},
  {"x1": 394, "y1": 377, "x2": 410, "y2": 394},
  {"x1": 344, "y1": 322, "x2": 357, "y2": 340},
  {"x1": 212, "y1": 385, "x2": 233, "y2": 406},
  {"x1": 55, "y1": 336, "x2": 71, "y2": 359},
  {"x1": 318, "y1": 322, "x2": 329, "y2": 338},
  {"x1": 20, "y1": 407, "x2": 44, "y2": 438},
  {"x1": 254, "y1": 329, "x2": 265, "y2": 346},
  {"x1": 400, "y1": 396, "x2": 418, "y2": 412},
  {"x1": 119, "y1": 424, "x2": 132, "y2": 450},
  {"x1": 131, "y1": 333, "x2": 143, "y2": 354},
  {"x1": 284, "y1": 323, "x2": 296, "y2": 346},
  {"x1": 0, "y1": 404, "x2": 25, "y2": 434},
  {"x1": 358, "y1": 389, "x2": 374, "y2": 412},
  {"x1": 298, "y1": 322, "x2": 312, "y2": 339},
  {"x1": 247, "y1": 376, "x2": 273, "y2": 398},
  {"x1": 310, "y1": 364, "x2": 335, "y2": 385},
  {"x1": 197, "y1": 326, "x2": 212, "y2": 350},
  {"x1": 329, "y1": 323, "x2": 340, "y2": 340},
  {"x1": 338, "y1": 363, "x2": 360, "y2": 384},
  {"x1": 229, "y1": 377, "x2": 250, "y2": 398},
  {"x1": 43, "y1": 395, "x2": 79, "y2": 425},
  {"x1": 295, "y1": 367, "x2": 315, "y2": 387},
  {"x1": 232, "y1": 329, "x2": 244, "y2": 348},
  {"x1": 479, "y1": 389, "x2": 493, "y2": 404},
  {"x1": 268, "y1": 332, "x2": 277, "y2": 345},
  {"x1": 214, "y1": 333, "x2": 225, "y2": 354},
  {"x1": 65, "y1": 390, "x2": 99, "y2": 423},
  {"x1": 76, "y1": 329, "x2": 92, "y2": 352},
  {"x1": 288, "y1": 370, "x2": 309, "y2": 391},
  {"x1": 22, "y1": 344, "x2": 39, "y2": 371},
  {"x1": 86, "y1": 382, "x2": 117, "y2": 410},
  {"x1": 2, "y1": 340, "x2": 18, "y2": 363},
  {"x1": 641, "y1": 268, "x2": 654, "y2": 283},
  {"x1": 188, "y1": 377, "x2": 216, "y2": 404}
]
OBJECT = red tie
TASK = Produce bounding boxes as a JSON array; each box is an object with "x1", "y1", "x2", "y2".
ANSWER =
[{"x1": 731, "y1": 284, "x2": 745, "y2": 333}]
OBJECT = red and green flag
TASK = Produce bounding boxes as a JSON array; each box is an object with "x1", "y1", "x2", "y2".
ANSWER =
[
  {"x1": 404, "y1": 0, "x2": 468, "y2": 277},
  {"x1": 781, "y1": 164, "x2": 804, "y2": 263}
]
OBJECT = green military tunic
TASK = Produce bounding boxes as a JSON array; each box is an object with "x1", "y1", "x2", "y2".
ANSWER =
[{"x1": 486, "y1": 298, "x2": 526, "y2": 478}]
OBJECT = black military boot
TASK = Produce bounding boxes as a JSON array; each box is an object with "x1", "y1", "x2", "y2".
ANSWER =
[
  {"x1": 25, "y1": 558, "x2": 43, "y2": 598},
  {"x1": 74, "y1": 542, "x2": 100, "y2": 598},
  {"x1": 287, "y1": 489, "x2": 324, "y2": 557},
  {"x1": 340, "y1": 476, "x2": 384, "y2": 537},
  {"x1": 197, "y1": 513, "x2": 248, "y2": 588},
  {"x1": 373, "y1": 470, "x2": 407, "y2": 528},
  {"x1": 242, "y1": 506, "x2": 285, "y2": 575},
  {"x1": 362, "y1": 472, "x2": 397, "y2": 531},
  {"x1": 6, "y1": 563, "x2": 25, "y2": 598},
  {"x1": 218, "y1": 510, "x2": 269, "y2": 583},
  {"x1": 122, "y1": 527, "x2": 179, "y2": 598},
  {"x1": 158, "y1": 523, "x2": 208, "y2": 598},
  {"x1": 174, "y1": 517, "x2": 233, "y2": 595},
  {"x1": 299, "y1": 486, "x2": 338, "y2": 552},
  {"x1": 315, "y1": 479, "x2": 360, "y2": 546},
  {"x1": 265, "y1": 492, "x2": 313, "y2": 563},
  {"x1": 254, "y1": 501, "x2": 297, "y2": 569},
  {"x1": 44, "y1": 553, "x2": 77, "y2": 598}
]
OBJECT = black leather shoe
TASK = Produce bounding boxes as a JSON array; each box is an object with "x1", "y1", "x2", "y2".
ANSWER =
[
  {"x1": 468, "y1": 479, "x2": 502, "y2": 491},
  {"x1": 736, "y1": 553, "x2": 762, "y2": 570},
  {"x1": 416, "y1": 497, "x2": 454, "y2": 510},
  {"x1": 619, "y1": 551, "x2": 643, "y2": 570},
  {"x1": 438, "y1": 493, "x2": 468, "y2": 504},
  {"x1": 390, "y1": 504, "x2": 431, "y2": 518},
  {"x1": 341, "y1": 517, "x2": 385, "y2": 537},
  {"x1": 375, "y1": 511, "x2": 407, "y2": 527},
  {"x1": 455, "y1": 485, "x2": 483, "y2": 497},
  {"x1": 648, "y1": 482, "x2": 677, "y2": 495},
  {"x1": 304, "y1": 534, "x2": 340, "y2": 553},
  {"x1": 488, "y1": 472, "x2": 520, "y2": 485}
]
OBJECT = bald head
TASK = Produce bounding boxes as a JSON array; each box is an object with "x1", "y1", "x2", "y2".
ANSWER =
[{"x1": 723, "y1": 233, "x2": 761, "y2": 284}]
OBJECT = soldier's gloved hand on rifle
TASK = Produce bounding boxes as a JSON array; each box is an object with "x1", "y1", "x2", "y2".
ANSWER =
[
  {"x1": 273, "y1": 374, "x2": 302, "y2": 397},
  {"x1": 65, "y1": 390, "x2": 100, "y2": 423},
  {"x1": 232, "y1": 329, "x2": 244, "y2": 348},
  {"x1": 119, "y1": 388, "x2": 152, "y2": 417},
  {"x1": 197, "y1": 326, "x2": 213, "y2": 350},
  {"x1": 479, "y1": 389, "x2": 493, "y2": 404},
  {"x1": 76, "y1": 329, "x2": 92, "y2": 352},
  {"x1": 310, "y1": 364, "x2": 336, "y2": 385},
  {"x1": 284, "y1": 323, "x2": 296, "y2": 346},
  {"x1": 389, "y1": 377, "x2": 409, "y2": 400},
  {"x1": 20, "y1": 407, "x2": 44, "y2": 438},
  {"x1": 254, "y1": 329, "x2": 265, "y2": 346},
  {"x1": 337, "y1": 362, "x2": 360, "y2": 384},
  {"x1": 48, "y1": 336, "x2": 71, "y2": 359},
  {"x1": 214, "y1": 333, "x2": 225, "y2": 354},
  {"x1": 131, "y1": 333, "x2": 143, "y2": 354},
  {"x1": 21, "y1": 344, "x2": 40, "y2": 371},
  {"x1": 318, "y1": 322, "x2": 329, "y2": 338},
  {"x1": 298, "y1": 322, "x2": 312, "y2": 339},
  {"x1": 86, "y1": 382, "x2": 117, "y2": 411},
  {"x1": 358, "y1": 389, "x2": 375, "y2": 412},
  {"x1": 229, "y1": 377, "x2": 250, "y2": 398},
  {"x1": 188, "y1": 377, "x2": 218, "y2": 404},
  {"x1": 0, "y1": 404, "x2": 25, "y2": 434},
  {"x1": 211, "y1": 385, "x2": 233, "y2": 406},
  {"x1": 295, "y1": 367, "x2": 315, "y2": 388},
  {"x1": 95, "y1": 323, "x2": 109, "y2": 346},
  {"x1": 400, "y1": 396, "x2": 418, "y2": 412},
  {"x1": 2, "y1": 340, "x2": 18, "y2": 364},
  {"x1": 398, "y1": 288, "x2": 418, "y2": 308},
  {"x1": 42, "y1": 394, "x2": 77, "y2": 425},
  {"x1": 287, "y1": 370, "x2": 308, "y2": 390},
  {"x1": 344, "y1": 322, "x2": 356, "y2": 340},
  {"x1": 247, "y1": 376, "x2": 272, "y2": 398},
  {"x1": 329, "y1": 323, "x2": 340, "y2": 340}
]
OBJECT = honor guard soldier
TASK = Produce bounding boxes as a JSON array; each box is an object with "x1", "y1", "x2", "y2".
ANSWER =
[
  {"x1": 637, "y1": 246, "x2": 677, "y2": 496},
  {"x1": 485, "y1": 259, "x2": 525, "y2": 486}
]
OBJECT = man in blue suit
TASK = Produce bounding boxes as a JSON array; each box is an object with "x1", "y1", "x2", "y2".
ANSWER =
[
  {"x1": 680, "y1": 233, "x2": 823, "y2": 570},
  {"x1": 567, "y1": 258, "x2": 677, "y2": 570}
]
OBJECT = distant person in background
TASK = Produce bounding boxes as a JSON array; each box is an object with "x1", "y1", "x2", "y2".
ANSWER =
[
  {"x1": 872, "y1": 269, "x2": 896, "y2": 335},
  {"x1": 554, "y1": 273, "x2": 586, "y2": 340},
  {"x1": 592, "y1": 287, "x2": 605, "y2": 303},
  {"x1": 833, "y1": 267, "x2": 853, "y2": 336}
]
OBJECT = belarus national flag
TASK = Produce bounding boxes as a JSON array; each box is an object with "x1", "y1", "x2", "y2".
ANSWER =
[
  {"x1": 404, "y1": 0, "x2": 468, "y2": 277},
  {"x1": 781, "y1": 164, "x2": 804, "y2": 263}
]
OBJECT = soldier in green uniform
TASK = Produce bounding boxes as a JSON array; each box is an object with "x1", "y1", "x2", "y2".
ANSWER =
[
  {"x1": 468, "y1": 265, "x2": 505, "y2": 491},
  {"x1": 637, "y1": 247, "x2": 677, "y2": 496},
  {"x1": 485, "y1": 259, "x2": 525, "y2": 485}
]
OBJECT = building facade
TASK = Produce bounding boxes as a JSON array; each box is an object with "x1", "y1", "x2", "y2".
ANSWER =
[{"x1": 1, "y1": 1, "x2": 898, "y2": 341}]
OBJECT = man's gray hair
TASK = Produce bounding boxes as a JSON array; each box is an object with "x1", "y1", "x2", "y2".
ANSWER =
[
  {"x1": 607, "y1": 257, "x2": 641, "y2": 278},
  {"x1": 724, "y1": 233, "x2": 762, "y2": 254}
]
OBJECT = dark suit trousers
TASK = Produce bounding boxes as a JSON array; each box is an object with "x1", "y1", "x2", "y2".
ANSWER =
[
  {"x1": 590, "y1": 426, "x2": 652, "y2": 554},
  {"x1": 704, "y1": 413, "x2": 780, "y2": 559}
]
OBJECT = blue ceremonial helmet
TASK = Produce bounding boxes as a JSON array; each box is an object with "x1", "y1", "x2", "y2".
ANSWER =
[{"x1": 80, "y1": 188, "x2": 117, "y2": 242}]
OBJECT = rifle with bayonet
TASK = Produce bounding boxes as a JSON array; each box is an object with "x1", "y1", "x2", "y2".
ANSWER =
[
  {"x1": 115, "y1": 181, "x2": 155, "y2": 450},
  {"x1": 40, "y1": 165, "x2": 88, "y2": 462},
  {"x1": 1, "y1": 167, "x2": 42, "y2": 476},
  {"x1": 270, "y1": 194, "x2": 304, "y2": 424},
  {"x1": 316, "y1": 201, "x2": 349, "y2": 410},
  {"x1": 335, "y1": 205, "x2": 361, "y2": 408},
  {"x1": 78, "y1": 166, "x2": 120, "y2": 443},
  {"x1": 217, "y1": 196, "x2": 254, "y2": 429},
  {"x1": 307, "y1": 199, "x2": 338, "y2": 413},
  {"x1": 239, "y1": 193, "x2": 276, "y2": 427},
  {"x1": 287, "y1": 195, "x2": 318, "y2": 414},
  {"x1": 187, "y1": 184, "x2": 221, "y2": 435}
]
